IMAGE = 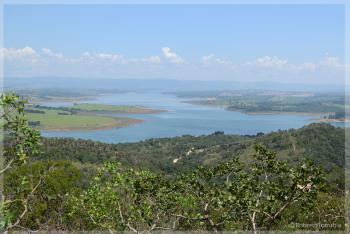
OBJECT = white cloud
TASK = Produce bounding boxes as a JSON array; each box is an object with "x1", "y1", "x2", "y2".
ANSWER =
[
  {"x1": 300, "y1": 62, "x2": 316, "y2": 71},
  {"x1": 1, "y1": 46, "x2": 345, "y2": 84},
  {"x1": 293, "y1": 54, "x2": 344, "y2": 73},
  {"x1": 252, "y1": 56, "x2": 288, "y2": 67},
  {"x1": 162, "y1": 47, "x2": 184, "y2": 64},
  {"x1": 147, "y1": 56, "x2": 161, "y2": 64},
  {"x1": 201, "y1": 54, "x2": 233, "y2": 67},
  {"x1": 79, "y1": 52, "x2": 126, "y2": 64},
  {"x1": 41, "y1": 48, "x2": 64, "y2": 59},
  {"x1": 201, "y1": 54, "x2": 214, "y2": 65},
  {"x1": 319, "y1": 53, "x2": 342, "y2": 68},
  {"x1": 202, "y1": 54, "x2": 291, "y2": 72},
  {"x1": 0, "y1": 46, "x2": 38, "y2": 62},
  {"x1": 97, "y1": 53, "x2": 124, "y2": 62},
  {"x1": 129, "y1": 55, "x2": 162, "y2": 64}
]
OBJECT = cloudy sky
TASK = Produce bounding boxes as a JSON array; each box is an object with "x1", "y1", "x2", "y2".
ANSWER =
[{"x1": 2, "y1": 4, "x2": 346, "y2": 84}]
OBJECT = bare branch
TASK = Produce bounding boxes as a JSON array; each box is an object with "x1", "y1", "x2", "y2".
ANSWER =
[
  {"x1": 9, "y1": 178, "x2": 42, "y2": 230},
  {"x1": 0, "y1": 159, "x2": 14, "y2": 175}
]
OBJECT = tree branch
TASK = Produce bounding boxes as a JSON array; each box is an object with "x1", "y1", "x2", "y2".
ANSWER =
[
  {"x1": 9, "y1": 178, "x2": 42, "y2": 230},
  {"x1": 0, "y1": 159, "x2": 14, "y2": 175}
]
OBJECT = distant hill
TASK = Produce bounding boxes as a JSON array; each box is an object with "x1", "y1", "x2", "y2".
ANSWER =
[{"x1": 3, "y1": 77, "x2": 345, "y2": 92}]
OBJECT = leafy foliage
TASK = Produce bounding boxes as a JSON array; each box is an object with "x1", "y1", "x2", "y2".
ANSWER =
[
  {"x1": 69, "y1": 145, "x2": 336, "y2": 232},
  {"x1": 4, "y1": 161, "x2": 81, "y2": 230},
  {"x1": 1, "y1": 93, "x2": 41, "y2": 165},
  {"x1": 37, "y1": 123, "x2": 345, "y2": 189},
  {"x1": 0, "y1": 93, "x2": 41, "y2": 231},
  {"x1": 1, "y1": 93, "x2": 346, "y2": 232}
]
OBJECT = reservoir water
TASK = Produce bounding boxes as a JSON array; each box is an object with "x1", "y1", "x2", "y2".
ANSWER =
[{"x1": 41, "y1": 92, "x2": 323, "y2": 143}]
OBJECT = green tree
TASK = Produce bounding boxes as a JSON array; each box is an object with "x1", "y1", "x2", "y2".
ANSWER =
[
  {"x1": 72, "y1": 145, "x2": 326, "y2": 232},
  {"x1": 1, "y1": 93, "x2": 41, "y2": 231},
  {"x1": 4, "y1": 161, "x2": 81, "y2": 231},
  {"x1": 70, "y1": 162, "x2": 174, "y2": 232}
]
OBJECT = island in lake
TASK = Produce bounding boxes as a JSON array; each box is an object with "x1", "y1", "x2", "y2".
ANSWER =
[{"x1": 25, "y1": 103, "x2": 165, "y2": 131}]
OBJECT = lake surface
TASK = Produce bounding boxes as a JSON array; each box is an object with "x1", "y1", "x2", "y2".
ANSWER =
[{"x1": 41, "y1": 92, "x2": 323, "y2": 143}]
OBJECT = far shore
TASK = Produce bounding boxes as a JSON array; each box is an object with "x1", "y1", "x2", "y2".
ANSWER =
[
  {"x1": 183, "y1": 100, "x2": 326, "y2": 117},
  {"x1": 241, "y1": 111, "x2": 325, "y2": 116},
  {"x1": 29, "y1": 96, "x2": 96, "y2": 104},
  {"x1": 315, "y1": 118, "x2": 350, "y2": 123}
]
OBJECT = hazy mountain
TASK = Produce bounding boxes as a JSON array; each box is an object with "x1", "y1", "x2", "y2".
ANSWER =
[{"x1": 2, "y1": 77, "x2": 345, "y2": 93}]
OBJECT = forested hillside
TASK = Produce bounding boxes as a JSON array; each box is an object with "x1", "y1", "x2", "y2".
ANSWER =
[{"x1": 38, "y1": 123, "x2": 345, "y2": 189}]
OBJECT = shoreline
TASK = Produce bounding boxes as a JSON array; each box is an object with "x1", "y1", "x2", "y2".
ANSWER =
[
  {"x1": 242, "y1": 111, "x2": 325, "y2": 117},
  {"x1": 28, "y1": 92, "x2": 125, "y2": 104},
  {"x1": 315, "y1": 118, "x2": 350, "y2": 123},
  {"x1": 30, "y1": 96, "x2": 95, "y2": 104},
  {"x1": 27, "y1": 103, "x2": 165, "y2": 132},
  {"x1": 38, "y1": 118, "x2": 144, "y2": 132},
  {"x1": 82, "y1": 108, "x2": 166, "y2": 115},
  {"x1": 183, "y1": 101, "x2": 326, "y2": 117},
  {"x1": 31, "y1": 102, "x2": 167, "y2": 115}
]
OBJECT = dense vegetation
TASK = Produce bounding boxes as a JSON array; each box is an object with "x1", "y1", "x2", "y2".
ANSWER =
[
  {"x1": 38, "y1": 124, "x2": 345, "y2": 190},
  {"x1": 1, "y1": 94, "x2": 347, "y2": 232}
]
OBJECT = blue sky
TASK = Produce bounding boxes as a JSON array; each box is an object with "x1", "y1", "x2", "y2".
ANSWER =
[{"x1": 2, "y1": 4, "x2": 346, "y2": 83}]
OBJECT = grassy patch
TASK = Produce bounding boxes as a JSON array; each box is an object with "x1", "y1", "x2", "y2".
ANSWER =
[
  {"x1": 26, "y1": 109, "x2": 141, "y2": 131},
  {"x1": 71, "y1": 103, "x2": 163, "y2": 114}
]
